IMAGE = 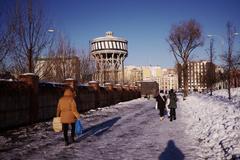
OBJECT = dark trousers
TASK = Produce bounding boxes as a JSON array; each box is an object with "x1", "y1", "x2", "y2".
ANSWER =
[
  {"x1": 159, "y1": 107, "x2": 165, "y2": 117},
  {"x1": 62, "y1": 123, "x2": 75, "y2": 143},
  {"x1": 170, "y1": 108, "x2": 176, "y2": 120}
]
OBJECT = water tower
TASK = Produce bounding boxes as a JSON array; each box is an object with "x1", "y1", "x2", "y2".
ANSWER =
[{"x1": 90, "y1": 31, "x2": 128, "y2": 85}]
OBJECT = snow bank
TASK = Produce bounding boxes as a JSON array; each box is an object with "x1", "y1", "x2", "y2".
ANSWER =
[
  {"x1": 212, "y1": 88, "x2": 240, "y2": 102},
  {"x1": 180, "y1": 91, "x2": 240, "y2": 159}
]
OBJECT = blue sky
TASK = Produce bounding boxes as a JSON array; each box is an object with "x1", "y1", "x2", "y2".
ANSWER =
[{"x1": 2, "y1": 0, "x2": 240, "y2": 67}]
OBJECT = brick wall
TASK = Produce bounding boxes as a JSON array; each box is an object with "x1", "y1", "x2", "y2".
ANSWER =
[{"x1": 0, "y1": 75, "x2": 140, "y2": 131}]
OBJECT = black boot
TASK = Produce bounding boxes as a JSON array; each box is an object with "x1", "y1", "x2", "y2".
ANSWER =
[
  {"x1": 71, "y1": 136, "x2": 75, "y2": 143},
  {"x1": 65, "y1": 141, "x2": 69, "y2": 146}
]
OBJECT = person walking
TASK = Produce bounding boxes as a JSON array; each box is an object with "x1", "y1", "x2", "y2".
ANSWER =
[
  {"x1": 167, "y1": 89, "x2": 177, "y2": 121},
  {"x1": 155, "y1": 90, "x2": 166, "y2": 121},
  {"x1": 57, "y1": 88, "x2": 80, "y2": 146},
  {"x1": 160, "y1": 90, "x2": 168, "y2": 116}
]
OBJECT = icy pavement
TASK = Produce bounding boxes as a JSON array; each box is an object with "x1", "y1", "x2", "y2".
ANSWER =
[
  {"x1": 0, "y1": 98, "x2": 200, "y2": 160},
  {"x1": 1, "y1": 93, "x2": 239, "y2": 160}
]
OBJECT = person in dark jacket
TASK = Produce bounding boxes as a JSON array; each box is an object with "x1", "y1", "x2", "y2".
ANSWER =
[
  {"x1": 167, "y1": 89, "x2": 177, "y2": 121},
  {"x1": 155, "y1": 90, "x2": 166, "y2": 121}
]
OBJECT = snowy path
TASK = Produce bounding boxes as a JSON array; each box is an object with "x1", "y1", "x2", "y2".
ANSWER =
[{"x1": 0, "y1": 98, "x2": 199, "y2": 160}]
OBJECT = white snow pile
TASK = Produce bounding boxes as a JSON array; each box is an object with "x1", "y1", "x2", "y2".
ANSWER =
[
  {"x1": 180, "y1": 89, "x2": 240, "y2": 159},
  {"x1": 212, "y1": 87, "x2": 240, "y2": 102}
]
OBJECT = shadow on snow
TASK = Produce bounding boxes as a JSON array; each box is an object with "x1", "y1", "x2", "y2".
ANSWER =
[
  {"x1": 76, "y1": 116, "x2": 121, "y2": 142},
  {"x1": 159, "y1": 140, "x2": 185, "y2": 160}
]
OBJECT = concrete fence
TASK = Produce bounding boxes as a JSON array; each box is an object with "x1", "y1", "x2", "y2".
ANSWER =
[{"x1": 0, "y1": 74, "x2": 141, "y2": 131}]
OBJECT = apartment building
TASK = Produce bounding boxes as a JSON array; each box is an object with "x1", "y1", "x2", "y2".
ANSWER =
[
  {"x1": 35, "y1": 56, "x2": 80, "y2": 82},
  {"x1": 160, "y1": 68, "x2": 178, "y2": 93},
  {"x1": 124, "y1": 66, "x2": 142, "y2": 85},
  {"x1": 125, "y1": 65, "x2": 178, "y2": 93},
  {"x1": 181, "y1": 60, "x2": 215, "y2": 92}
]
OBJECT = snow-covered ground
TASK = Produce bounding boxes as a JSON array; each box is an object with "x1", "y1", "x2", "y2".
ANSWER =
[
  {"x1": 181, "y1": 88, "x2": 240, "y2": 159},
  {"x1": 0, "y1": 98, "x2": 198, "y2": 160},
  {"x1": 0, "y1": 88, "x2": 239, "y2": 160},
  {"x1": 212, "y1": 87, "x2": 240, "y2": 102}
]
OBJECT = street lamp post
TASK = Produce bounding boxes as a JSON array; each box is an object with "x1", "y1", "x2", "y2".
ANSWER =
[
  {"x1": 206, "y1": 35, "x2": 215, "y2": 95},
  {"x1": 207, "y1": 34, "x2": 225, "y2": 55},
  {"x1": 208, "y1": 32, "x2": 239, "y2": 53}
]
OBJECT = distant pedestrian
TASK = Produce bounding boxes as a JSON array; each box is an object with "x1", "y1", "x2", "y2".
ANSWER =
[
  {"x1": 167, "y1": 89, "x2": 177, "y2": 121},
  {"x1": 154, "y1": 90, "x2": 166, "y2": 121},
  {"x1": 57, "y1": 88, "x2": 80, "y2": 146},
  {"x1": 160, "y1": 90, "x2": 168, "y2": 116}
]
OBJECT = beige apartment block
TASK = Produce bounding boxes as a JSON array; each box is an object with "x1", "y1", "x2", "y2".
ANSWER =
[
  {"x1": 160, "y1": 68, "x2": 178, "y2": 93},
  {"x1": 125, "y1": 65, "x2": 178, "y2": 93},
  {"x1": 124, "y1": 66, "x2": 142, "y2": 85}
]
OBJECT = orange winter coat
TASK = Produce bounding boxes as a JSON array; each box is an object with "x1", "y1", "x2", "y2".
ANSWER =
[{"x1": 56, "y1": 89, "x2": 80, "y2": 124}]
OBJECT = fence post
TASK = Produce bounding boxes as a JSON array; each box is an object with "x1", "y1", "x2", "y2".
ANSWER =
[
  {"x1": 88, "y1": 81, "x2": 100, "y2": 108},
  {"x1": 105, "y1": 82, "x2": 113, "y2": 105},
  {"x1": 19, "y1": 73, "x2": 39, "y2": 124},
  {"x1": 105, "y1": 82, "x2": 113, "y2": 91},
  {"x1": 115, "y1": 84, "x2": 123, "y2": 102},
  {"x1": 65, "y1": 78, "x2": 77, "y2": 95}
]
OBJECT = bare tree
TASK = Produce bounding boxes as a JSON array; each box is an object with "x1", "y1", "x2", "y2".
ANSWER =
[
  {"x1": 0, "y1": 11, "x2": 14, "y2": 72},
  {"x1": 34, "y1": 49, "x2": 56, "y2": 80},
  {"x1": 40, "y1": 36, "x2": 79, "y2": 82},
  {"x1": 175, "y1": 62, "x2": 182, "y2": 91},
  {"x1": 231, "y1": 51, "x2": 240, "y2": 88},
  {"x1": 35, "y1": 35, "x2": 96, "y2": 83},
  {"x1": 216, "y1": 69, "x2": 226, "y2": 89},
  {"x1": 79, "y1": 50, "x2": 95, "y2": 83},
  {"x1": 0, "y1": 26, "x2": 9, "y2": 71},
  {"x1": 167, "y1": 19, "x2": 203, "y2": 98},
  {"x1": 221, "y1": 22, "x2": 237, "y2": 99},
  {"x1": 9, "y1": 0, "x2": 52, "y2": 75}
]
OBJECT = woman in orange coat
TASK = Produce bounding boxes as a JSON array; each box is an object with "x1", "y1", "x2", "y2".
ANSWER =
[{"x1": 57, "y1": 88, "x2": 80, "y2": 146}]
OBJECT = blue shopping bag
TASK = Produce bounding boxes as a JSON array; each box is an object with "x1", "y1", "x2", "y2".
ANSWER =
[{"x1": 75, "y1": 119, "x2": 84, "y2": 136}]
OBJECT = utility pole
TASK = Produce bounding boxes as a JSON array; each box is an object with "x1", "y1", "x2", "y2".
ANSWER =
[{"x1": 209, "y1": 38, "x2": 214, "y2": 96}]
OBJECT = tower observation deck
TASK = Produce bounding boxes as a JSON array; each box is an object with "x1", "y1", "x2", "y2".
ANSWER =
[{"x1": 90, "y1": 32, "x2": 128, "y2": 85}]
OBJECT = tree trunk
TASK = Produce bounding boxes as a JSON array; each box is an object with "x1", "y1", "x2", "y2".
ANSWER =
[
  {"x1": 28, "y1": 48, "x2": 33, "y2": 73},
  {"x1": 183, "y1": 62, "x2": 188, "y2": 98},
  {"x1": 176, "y1": 63, "x2": 182, "y2": 90},
  {"x1": 227, "y1": 69, "x2": 231, "y2": 100}
]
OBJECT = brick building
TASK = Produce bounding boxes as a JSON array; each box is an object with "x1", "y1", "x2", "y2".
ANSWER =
[{"x1": 181, "y1": 60, "x2": 215, "y2": 92}]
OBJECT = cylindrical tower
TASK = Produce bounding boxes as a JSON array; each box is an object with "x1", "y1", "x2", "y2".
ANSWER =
[{"x1": 90, "y1": 31, "x2": 128, "y2": 85}]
